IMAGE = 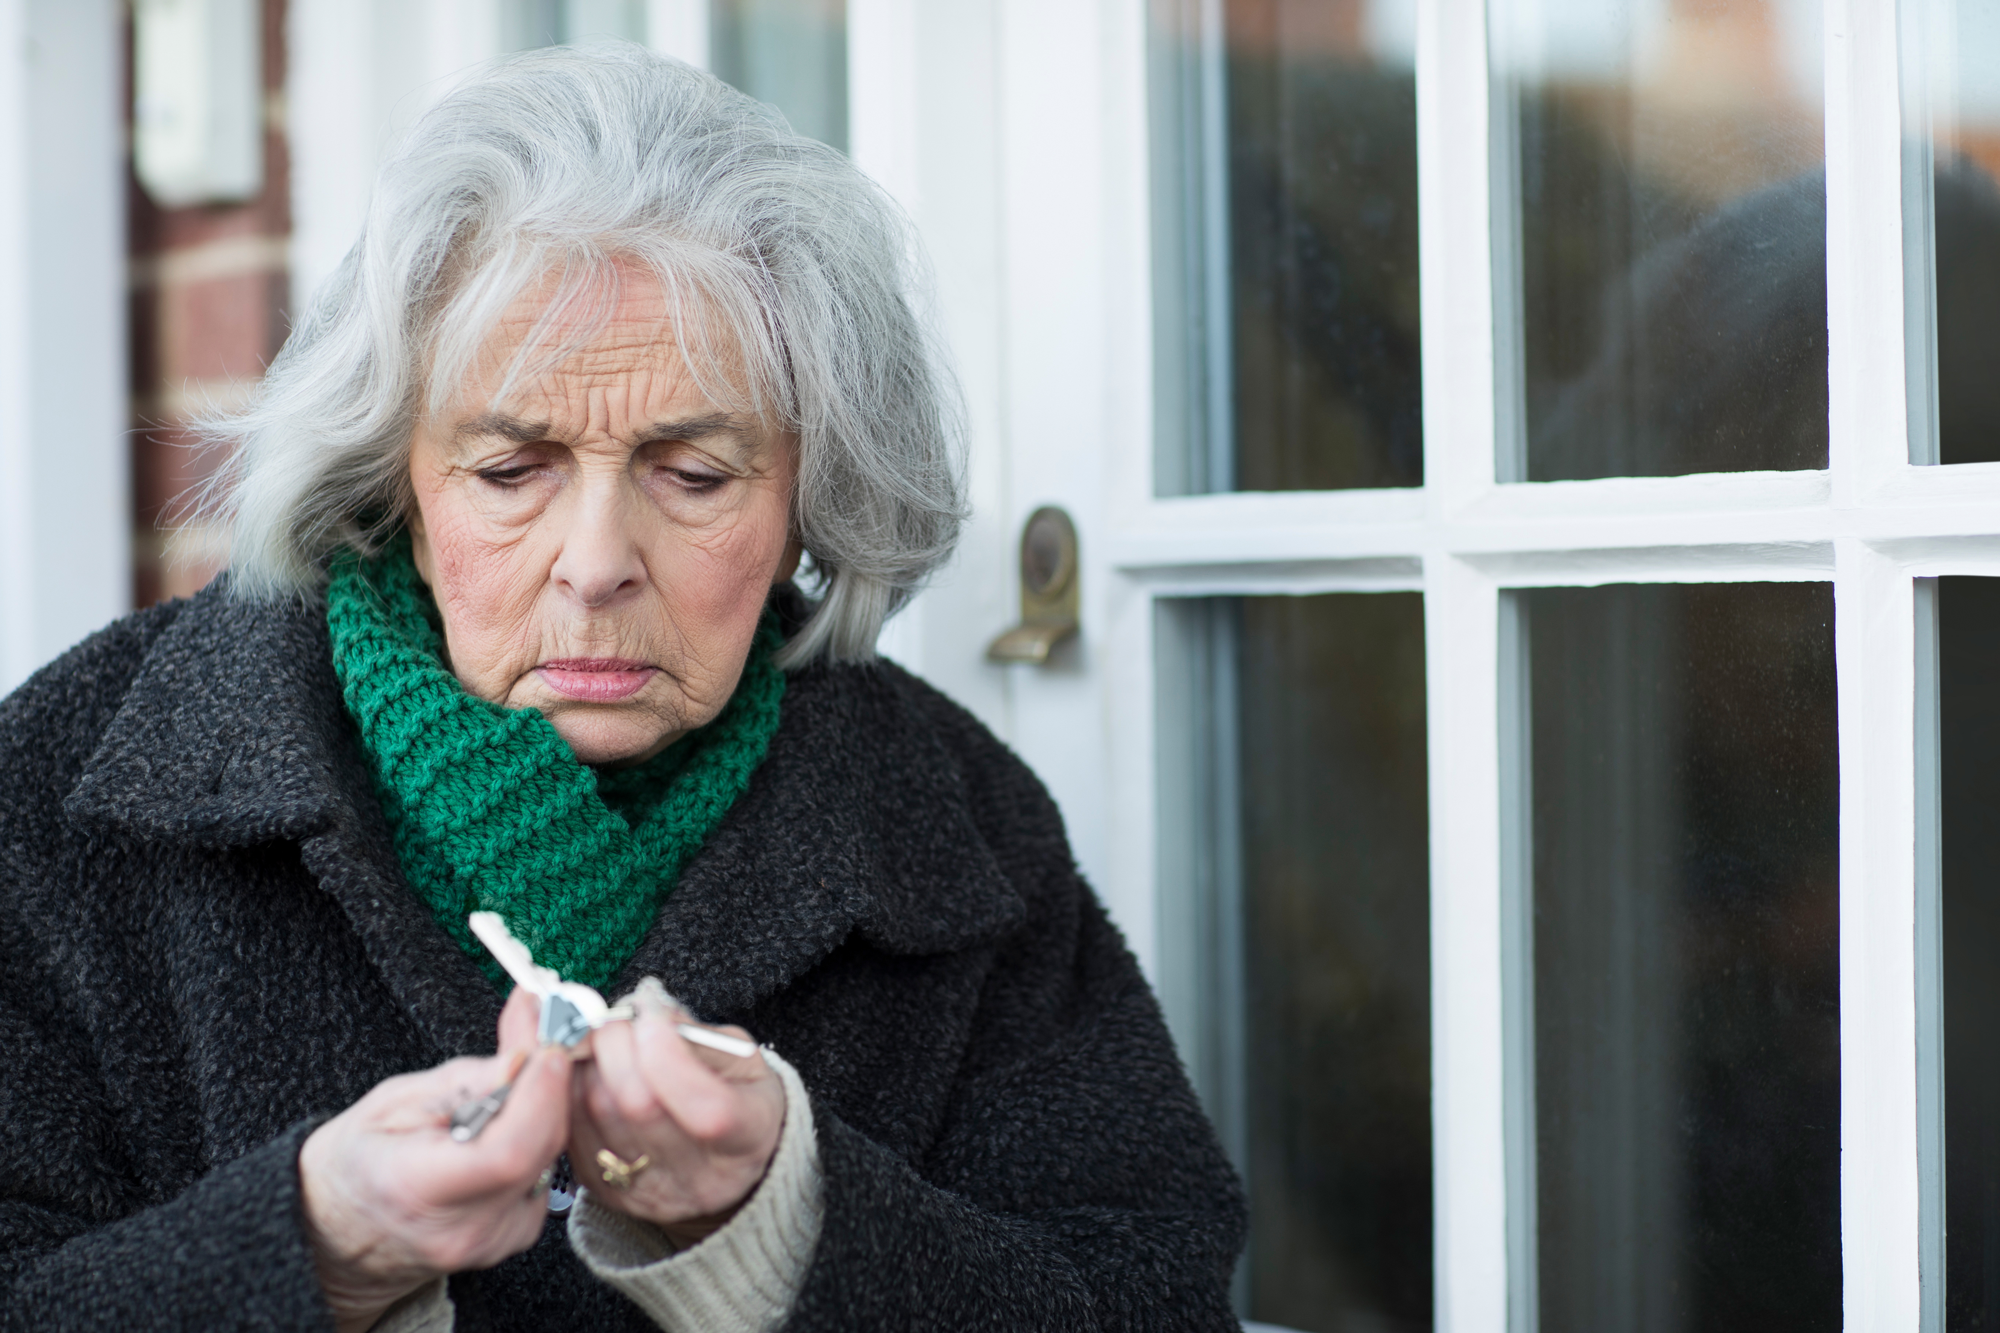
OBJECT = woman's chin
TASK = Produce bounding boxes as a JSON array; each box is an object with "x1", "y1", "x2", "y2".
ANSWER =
[{"x1": 543, "y1": 707, "x2": 689, "y2": 768}]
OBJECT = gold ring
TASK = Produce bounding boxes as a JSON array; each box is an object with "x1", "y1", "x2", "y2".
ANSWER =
[{"x1": 596, "y1": 1148, "x2": 651, "y2": 1190}]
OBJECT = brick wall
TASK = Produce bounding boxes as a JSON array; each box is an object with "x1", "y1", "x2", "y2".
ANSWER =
[{"x1": 127, "y1": 0, "x2": 290, "y2": 607}]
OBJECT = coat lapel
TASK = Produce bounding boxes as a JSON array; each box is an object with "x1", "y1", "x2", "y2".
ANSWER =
[
  {"x1": 63, "y1": 584, "x2": 503, "y2": 1060},
  {"x1": 64, "y1": 585, "x2": 1028, "y2": 1046},
  {"x1": 615, "y1": 662, "x2": 1027, "y2": 1018}
]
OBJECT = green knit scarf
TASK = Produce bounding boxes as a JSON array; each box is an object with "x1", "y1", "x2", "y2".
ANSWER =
[{"x1": 325, "y1": 534, "x2": 786, "y2": 991}]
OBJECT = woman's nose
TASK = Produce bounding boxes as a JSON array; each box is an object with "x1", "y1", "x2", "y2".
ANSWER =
[{"x1": 547, "y1": 488, "x2": 647, "y2": 609}]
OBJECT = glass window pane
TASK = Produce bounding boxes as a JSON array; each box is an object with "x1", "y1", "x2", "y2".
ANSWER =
[
  {"x1": 1150, "y1": 0, "x2": 1422, "y2": 495},
  {"x1": 1497, "y1": 0, "x2": 1829, "y2": 481},
  {"x1": 1522, "y1": 583, "x2": 1840, "y2": 1330},
  {"x1": 710, "y1": 0, "x2": 849, "y2": 152},
  {"x1": 1157, "y1": 593, "x2": 1431, "y2": 1331},
  {"x1": 1904, "y1": 0, "x2": 2000, "y2": 465},
  {"x1": 1939, "y1": 577, "x2": 2000, "y2": 1327}
]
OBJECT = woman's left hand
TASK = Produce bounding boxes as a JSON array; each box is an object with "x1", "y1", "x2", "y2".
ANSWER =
[{"x1": 568, "y1": 978, "x2": 785, "y2": 1247}]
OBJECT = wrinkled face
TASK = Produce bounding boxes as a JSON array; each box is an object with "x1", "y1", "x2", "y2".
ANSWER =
[{"x1": 407, "y1": 271, "x2": 798, "y2": 767}]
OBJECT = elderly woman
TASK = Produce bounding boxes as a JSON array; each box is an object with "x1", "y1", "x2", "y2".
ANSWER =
[{"x1": 0, "y1": 45, "x2": 1242, "y2": 1333}]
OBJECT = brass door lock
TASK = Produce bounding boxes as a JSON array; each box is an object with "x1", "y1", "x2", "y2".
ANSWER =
[{"x1": 987, "y1": 506, "x2": 1080, "y2": 665}]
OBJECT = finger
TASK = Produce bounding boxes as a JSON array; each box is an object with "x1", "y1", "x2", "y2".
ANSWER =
[
  {"x1": 629, "y1": 1004, "x2": 742, "y2": 1142},
  {"x1": 460, "y1": 1174, "x2": 564, "y2": 1271},
  {"x1": 628, "y1": 982, "x2": 762, "y2": 1079},
  {"x1": 567, "y1": 1066, "x2": 611, "y2": 1155},
  {"x1": 560, "y1": 1096, "x2": 634, "y2": 1217},
  {"x1": 361, "y1": 1053, "x2": 521, "y2": 1134},
  {"x1": 498, "y1": 984, "x2": 540, "y2": 1053},
  {"x1": 673, "y1": 1022, "x2": 766, "y2": 1078},
  {"x1": 358, "y1": 1047, "x2": 572, "y2": 1213},
  {"x1": 589, "y1": 1010, "x2": 668, "y2": 1126},
  {"x1": 578, "y1": 1060, "x2": 656, "y2": 1165},
  {"x1": 565, "y1": 1066, "x2": 654, "y2": 1216},
  {"x1": 459, "y1": 1044, "x2": 571, "y2": 1190}
]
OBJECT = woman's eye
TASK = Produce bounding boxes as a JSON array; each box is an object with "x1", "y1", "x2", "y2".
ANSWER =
[
  {"x1": 476, "y1": 465, "x2": 538, "y2": 486},
  {"x1": 667, "y1": 468, "x2": 726, "y2": 492}
]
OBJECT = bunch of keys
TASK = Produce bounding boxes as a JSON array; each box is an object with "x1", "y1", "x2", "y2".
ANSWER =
[{"x1": 446, "y1": 911, "x2": 758, "y2": 1143}]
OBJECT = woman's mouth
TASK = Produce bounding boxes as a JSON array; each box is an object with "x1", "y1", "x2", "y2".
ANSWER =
[{"x1": 536, "y1": 658, "x2": 659, "y2": 702}]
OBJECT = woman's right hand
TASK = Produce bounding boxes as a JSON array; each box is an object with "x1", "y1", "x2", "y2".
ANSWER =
[{"x1": 299, "y1": 986, "x2": 568, "y2": 1333}]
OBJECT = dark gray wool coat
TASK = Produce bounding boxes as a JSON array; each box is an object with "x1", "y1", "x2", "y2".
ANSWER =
[{"x1": 0, "y1": 583, "x2": 1246, "y2": 1331}]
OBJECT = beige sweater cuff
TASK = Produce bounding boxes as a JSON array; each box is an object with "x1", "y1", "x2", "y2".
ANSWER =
[
  {"x1": 567, "y1": 1047, "x2": 824, "y2": 1333},
  {"x1": 371, "y1": 1276, "x2": 454, "y2": 1333}
]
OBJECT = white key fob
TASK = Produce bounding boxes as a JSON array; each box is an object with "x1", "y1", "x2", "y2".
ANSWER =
[
  {"x1": 466, "y1": 910, "x2": 758, "y2": 1058},
  {"x1": 468, "y1": 911, "x2": 614, "y2": 1047}
]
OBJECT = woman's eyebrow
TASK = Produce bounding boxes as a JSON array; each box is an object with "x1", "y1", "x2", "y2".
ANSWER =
[
  {"x1": 450, "y1": 411, "x2": 745, "y2": 447},
  {"x1": 635, "y1": 414, "x2": 742, "y2": 444},
  {"x1": 455, "y1": 412, "x2": 553, "y2": 444}
]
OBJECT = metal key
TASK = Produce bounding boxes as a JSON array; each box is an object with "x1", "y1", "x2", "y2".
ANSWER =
[
  {"x1": 466, "y1": 911, "x2": 760, "y2": 1057},
  {"x1": 469, "y1": 912, "x2": 616, "y2": 1048},
  {"x1": 448, "y1": 913, "x2": 763, "y2": 1139},
  {"x1": 448, "y1": 1049, "x2": 529, "y2": 1142},
  {"x1": 677, "y1": 1025, "x2": 757, "y2": 1058}
]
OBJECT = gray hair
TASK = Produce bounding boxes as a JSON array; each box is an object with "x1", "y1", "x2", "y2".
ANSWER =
[{"x1": 204, "y1": 43, "x2": 964, "y2": 667}]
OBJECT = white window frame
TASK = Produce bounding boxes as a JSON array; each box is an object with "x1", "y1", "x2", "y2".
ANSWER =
[{"x1": 858, "y1": 0, "x2": 1999, "y2": 1329}]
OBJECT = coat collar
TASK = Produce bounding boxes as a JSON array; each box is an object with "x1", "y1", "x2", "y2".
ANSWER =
[
  {"x1": 64, "y1": 582, "x2": 353, "y2": 848},
  {"x1": 64, "y1": 583, "x2": 1025, "y2": 1052}
]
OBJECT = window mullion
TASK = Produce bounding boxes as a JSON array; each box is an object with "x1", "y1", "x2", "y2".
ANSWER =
[
  {"x1": 1426, "y1": 553, "x2": 1510, "y2": 1333},
  {"x1": 1826, "y1": 0, "x2": 1915, "y2": 501},
  {"x1": 1418, "y1": 0, "x2": 1510, "y2": 1320},
  {"x1": 1417, "y1": 0, "x2": 1501, "y2": 518},
  {"x1": 1835, "y1": 537, "x2": 1925, "y2": 1329}
]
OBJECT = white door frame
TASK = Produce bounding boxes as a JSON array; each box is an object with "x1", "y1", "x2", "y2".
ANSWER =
[{"x1": 0, "y1": 0, "x2": 129, "y2": 693}]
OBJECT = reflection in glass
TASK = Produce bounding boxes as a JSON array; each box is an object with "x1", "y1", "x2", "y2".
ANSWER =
[
  {"x1": 1498, "y1": 0, "x2": 1829, "y2": 480},
  {"x1": 1522, "y1": 583, "x2": 1840, "y2": 1331},
  {"x1": 1150, "y1": 0, "x2": 1422, "y2": 494},
  {"x1": 1157, "y1": 594, "x2": 1430, "y2": 1331},
  {"x1": 1939, "y1": 578, "x2": 2000, "y2": 1329},
  {"x1": 710, "y1": 0, "x2": 849, "y2": 152},
  {"x1": 1904, "y1": 0, "x2": 2000, "y2": 464}
]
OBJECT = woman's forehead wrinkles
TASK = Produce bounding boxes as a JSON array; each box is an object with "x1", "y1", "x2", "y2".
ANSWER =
[
  {"x1": 463, "y1": 268, "x2": 757, "y2": 427},
  {"x1": 489, "y1": 334, "x2": 747, "y2": 411},
  {"x1": 493, "y1": 333, "x2": 680, "y2": 386},
  {"x1": 488, "y1": 266, "x2": 701, "y2": 363}
]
